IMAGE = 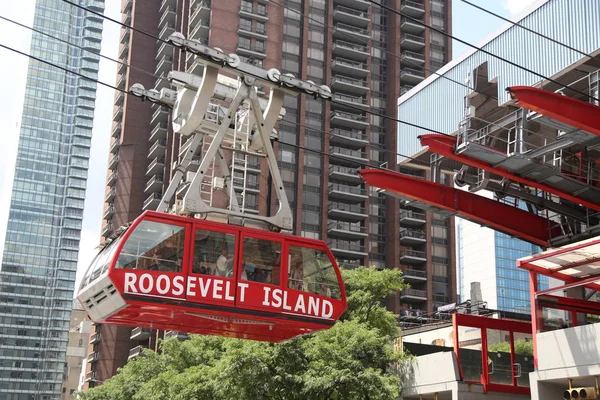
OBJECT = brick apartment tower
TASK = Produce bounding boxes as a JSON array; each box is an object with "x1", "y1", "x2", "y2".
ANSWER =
[{"x1": 83, "y1": 0, "x2": 453, "y2": 387}]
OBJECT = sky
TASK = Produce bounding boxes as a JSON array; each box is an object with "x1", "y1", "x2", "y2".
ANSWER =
[{"x1": 0, "y1": 0, "x2": 539, "y2": 291}]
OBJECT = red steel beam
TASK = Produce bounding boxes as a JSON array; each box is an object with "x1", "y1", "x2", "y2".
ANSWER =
[
  {"x1": 518, "y1": 257, "x2": 600, "y2": 293},
  {"x1": 359, "y1": 169, "x2": 557, "y2": 248},
  {"x1": 537, "y1": 294, "x2": 600, "y2": 315},
  {"x1": 507, "y1": 86, "x2": 600, "y2": 137},
  {"x1": 419, "y1": 134, "x2": 600, "y2": 212}
]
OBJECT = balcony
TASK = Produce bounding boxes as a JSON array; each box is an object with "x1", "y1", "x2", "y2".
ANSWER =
[
  {"x1": 329, "y1": 146, "x2": 368, "y2": 167},
  {"x1": 102, "y1": 223, "x2": 113, "y2": 238},
  {"x1": 113, "y1": 106, "x2": 123, "y2": 122},
  {"x1": 103, "y1": 206, "x2": 114, "y2": 220},
  {"x1": 332, "y1": 5, "x2": 369, "y2": 28},
  {"x1": 128, "y1": 345, "x2": 145, "y2": 360},
  {"x1": 159, "y1": 0, "x2": 175, "y2": 13},
  {"x1": 328, "y1": 165, "x2": 362, "y2": 184},
  {"x1": 238, "y1": 25, "x2": 267, "y2": 40},
  {"x1": 143, "y1": 193, "x2": 162, "y2": 211},
  {"x1": 400, "y1": 85, "x2": 415, "y2": 96},
  {"x1": 85, "y1": 371, "x2": 97, "y2": 383},
  {"x1": 332, "y1": 40, "x2": 369, "y2": 61},
  {"x1": 331, "y1": 75, "x2": 368, "y2": 95},
  {"x1": 331, "y1": 93, "x2": 368, "y2": 111},
  {"x1": 333, "y1": 22, "x2": 370, "y2": 41},
  {"x1": 400, "y1": 67, "x2": 426, "y2": 84},
  {"x1": 151, "y1": 107, "x2": 169, "y2": 125},
  {"x1": 155, "y1": 55, "x2": 173, "y2": 76},
  {"x1": 87, "y1": 351, "x2": 99, "y2": 363},
  {"x1": 107, "y1": 171, "x2": 118, "y2": 186},
  {"x1": 403, "y1": 268, "x2": 428, "y2": 283},
  {"x1": 118, "y1": 42, "x2": 129, "y2": 60},
  {"x1": 156, "y1": 41, "x2": 172, "y2": 61},
  {"x1": 328, "y1": 202, "x2": 367, "y2": 221},
  {"x1": 108, "y1": 154, "x2": 119, "y2": 170},
  {"x1": 145, "y1": 175, "x2": 164, "y2": 193},
  {"x1": 400, "y1": 0, "x2": 425, "y2": 16},
  {"x1": 400, "y1": 249, "x2": 427, "y2": 264},
  {"x1": 328, "y1": 239, "x2": 367, "y2": 259},
  {"x1": 190, "y1": 19, "x2": 210, "y2": 42},
  {"x1": 110, "y1": 139, "x2": 120, "y2": 155},
  {"x1": 328, "y1": 183, "x2": 368, "y2": 202},
  {"x1": 115, "y1": 89, "x2": 125, "y2": 107},
  {"x1": 330, "y1": 111, "x2": 369, "y2": 129},
  {"x1": 333, "y1": 0, "x2": 370, "y2": 10},
  {"x1": 400, "y1": 288, "x2": 427, "y2": 302},
  {"x1": 401, "y1": 16, "x2": 425, "y2": 34},
  {"x1": 237, "y1": 43, "x2": 266, "y2": 59},
  {"x1": 120, "y1": 28, "x2": 130, "y2": 45},
  {"x1": 400, "y1": 210, "x2": 426, "y2": 226},
  {"x1": 111, "y1": 123, "x2": 122, "y2": 139},
  {"x1": 190, "y1": 1, "x2": 211, "y2": 28},
  {"x1": 330, "y1": 128, "x2": 368, "y2": 148},
  {"x1": 89, "y1": 332, "x2": 101, "y2": 344},
  {"x1": 130, "y1": 327, "x2": 152, "y2": 341},
  {"x1": 327, "y1": 221, "x2": 368, "y2": 240},
  {"x1": 122, "y1": 0, "x2": 132, "y2": 13},
  {"x1": 150, "y1": 123, "x2": 167, "y2": 142},
  {"x1": 105, "y1": 188, "x2": 116, "y2": 203},
  {"x1": 159, "y1": 7, "x2": 176, "y2": 28},
  {"x1": 165, "y1": 331, "x2": 189, "y2": 340},
  {"x1": 400, "y1": 228, "x2": 427, "y2": 245},
  {"x1": 239, "y1": 4, "x2": 268, "y2": 22},
  {"x1": 401, "y1": 50, "x2": 425, "y2": 65},
  {"x1": 332, "y1": 57, "x2": 369, "y2": 77},
  {"x1": 148, "y1": 139, "x2": 166, "y2": 159},
  {"x1": 147, "y1": 157, "x2": 165, "y2": 175},
  {"x1": 401, "y1": 33, "x2": 425, "y2": 51}
]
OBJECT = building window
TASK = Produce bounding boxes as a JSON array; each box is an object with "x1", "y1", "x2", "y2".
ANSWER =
[{"x1": 238, "y1": 37, "x2": 251, "y2": 50}]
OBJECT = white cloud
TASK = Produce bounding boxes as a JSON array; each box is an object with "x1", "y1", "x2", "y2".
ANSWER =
[{"x1": 502, "y1": 0, "x2": 538, "y2": 15}]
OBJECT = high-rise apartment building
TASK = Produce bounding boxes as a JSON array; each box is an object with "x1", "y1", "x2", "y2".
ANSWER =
[
  {"x1": 83, "y1": 0, "x2": 452, "y2": 387},
  {"x1": 0, "y1": 0, "x2": 104, "y2": 398}
]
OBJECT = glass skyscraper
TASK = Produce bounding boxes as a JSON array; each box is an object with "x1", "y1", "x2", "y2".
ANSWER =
[{"x1": 0, "y1": 1, "x2": 103, "y2": 398}]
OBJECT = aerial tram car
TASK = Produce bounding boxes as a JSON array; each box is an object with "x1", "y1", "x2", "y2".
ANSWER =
[{"x1": 77, "y1": 33, "x2": 347, "y2": 342}]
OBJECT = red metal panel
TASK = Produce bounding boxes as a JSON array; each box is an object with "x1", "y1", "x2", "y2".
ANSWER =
[
  {"x1": 507, "y1": 86, "x2": 600, "y2": 137},
  {"x1": 419, "y1": 134, "x2": 600, "y2": 212},
  {"x1": 359, "y1": 169, "x2": 556, "y2": 247},
  {"x1": 529, "y1": 271, "x2": 540, "y2": 369},
  {"x1": 537, "y1": 294, "x2": 600, "y2": 315}
]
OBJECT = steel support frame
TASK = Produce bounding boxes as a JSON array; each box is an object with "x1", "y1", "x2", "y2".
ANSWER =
[
  {"x1": 359, "y1": 169, "x2": 557, "y2": 247},
  {"x1": 419, "y1": 134, "x2": 600, "y2": 212},
  {"x1": 507, "y1": 86, "x2": 600, "y2": 137}
]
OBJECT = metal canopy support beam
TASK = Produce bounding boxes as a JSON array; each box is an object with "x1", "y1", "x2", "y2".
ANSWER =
[
  {"x1": 535, "y1": 273, "x2": 600, "y2": 296},
  {"x1": 359, "y1": 169, "x2": 557, "y2": 248},
  {"x1": 419, "y1": 134, "x2": 600, "y2": 212},
  {"x1": 507, "y1": 86, "x2": 600, "y2": 137}
]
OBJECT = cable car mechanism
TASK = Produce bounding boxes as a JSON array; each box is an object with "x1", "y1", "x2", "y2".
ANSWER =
[{"x1": 77, "y1": 33, "x2": 347, "y2": 342}]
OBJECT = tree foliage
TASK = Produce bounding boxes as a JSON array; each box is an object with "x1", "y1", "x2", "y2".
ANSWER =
[
  {"x1": 487, "y1": 338, "x2": 533, "y2": 356},
  {"x1": 80, "y1": 266, "x2": 409, "y2": 400}
]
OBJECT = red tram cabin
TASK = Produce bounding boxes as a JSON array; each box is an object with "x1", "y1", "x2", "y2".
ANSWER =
[{"x1": 78, "y1": 211, "x2": 348, "y2": 342}]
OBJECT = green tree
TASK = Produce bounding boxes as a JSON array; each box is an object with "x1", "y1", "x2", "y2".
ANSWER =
[
  {"x1": 487, "y1": 339, "x2": 533, "y2": 356},
  {"x1": 80, "y1": 266, "x2": 409, "y2": 400}
]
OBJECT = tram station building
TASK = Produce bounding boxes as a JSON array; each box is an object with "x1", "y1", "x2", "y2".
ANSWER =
[{"x1": 392, "y1": 0, "x2": 600, "y2": 398}]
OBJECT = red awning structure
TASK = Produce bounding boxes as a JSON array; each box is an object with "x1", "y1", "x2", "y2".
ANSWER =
[
  {"x1": 507, "y1": 86, "x2": 600, "y2": 137},
  {"x1": 517, "y1": 236, "x2": 600, "y2": 292},
  {"x1": 419, "y1": 134, "x2": 600, "y2": 212},
  {"x1": 359, "y1": 169, "x2": 559, "y2": 248}
]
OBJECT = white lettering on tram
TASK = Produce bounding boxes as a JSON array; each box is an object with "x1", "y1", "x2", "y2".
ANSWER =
[{"x1": 122, "y1": 272, "x2": 335, "y2": 319}]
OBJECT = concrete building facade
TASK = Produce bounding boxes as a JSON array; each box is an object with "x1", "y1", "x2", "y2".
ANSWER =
[
  {"x1": 82, "y1": 0, "x2": 454, "y2": 388},
  {"x1": 61, "y1": 301, "x2": 91, "y2": 399}
]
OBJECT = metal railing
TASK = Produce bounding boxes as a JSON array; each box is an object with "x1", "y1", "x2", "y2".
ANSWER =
[
  {"x1": 331, "y1": 111, "x2": 367, "y2": 122},
  {"x1": 401, "y1": 50, "x2": 425, "y2": 61},
  {"x1": 400, "y1": 249, "x2": 426, "y2": 258},
  {"x1": 404, "y1": 269, "x2": 427, "y2": 278},
  {"x1": 332, "y1": 75, "x2": 367, "y2": 87},
  {"x1": 400, "y1": 228, "x2": 426, "y2": 239},
  {"x1": 329, "y1": 183, "x2": 367, "y2": 196},
  {"x1": 334, "y1": 40, "x2": 368, "y2": 53},
  {"x1": 335, "y1": 5, "x2": 368, "y2": 18},
  {"x1": 328, "y1": 221, "x2": 367, "y2": 233},
  {"x1": 328, "y1": 202, "x2": 367, "y2": 214},
  {"x1": 331, "y1": 128, "x2": 368, "y2": 141},
  {"x1": 330, "y1": 146, "x2": 368, "y2": 159},
  {"x1": 335, "y1": 22, "x2": 369, "y2": 35},
  {"x1": 333, "y1": 57, "x2": 367, "y2": 70},
  {"x1": 400, "y1": 210, "x2": 426, "y2": 220},
  {"x1": 328, "y1": 239, "x2": 366, "y2": 253},
  {"x1": 402, "y1": 33, "x2": 425, "y2": 44},
  {"x1": 401, "y1": 288, "x2": 427, "y2": 298}
]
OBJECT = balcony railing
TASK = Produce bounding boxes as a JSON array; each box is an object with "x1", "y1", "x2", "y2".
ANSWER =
[
  {"x1": 334, "y1": 5, "x2": 368, "y2": 18},
  {"x1": 329, "y1": 165, "x2": 360, "y2": 176},
  {"x1": 401, "y1": 249, "x2": 426, "y2": 259},
  {"x1": 334, "y1": 40, "x2": 368, "y2": 53},
  {"x1": 328, "y1": 239, "x2": 366, "y2": 253},
  {"x1": 403, "y1": 269, "x2": 427, "y2": 279},
  {"x1": 333, "y1": 93, "x2": 368, "y2": 106},
  {"x1": 401, "y1": 288, "x2": 427, "y2": 298},
  {"x1": 331, "y1": 111, "x2": 367, "y2": 122},
  {"x1": 400, "y1": 210, "x2": 426, "y2": 220},
  {"x1": 332, "y1": 75, "x2": 367, "y2": 88},
  {"x1": 328, "y1": 221, "x2": 367, "y2": 234},
  {"x1": 401, "y1": 67, "x2": 426, "y2": 77},
  {"x1": 400, "y1": 228, "x2": 426, "y2": 239},
  {"x1": 330, "y1": 146, "x2": 368, "y2": 159},
  {"x1": 329, "y1": 183, "x2": 367, "y2": 196},
  {"x1": 334, "y1": 22, "x2": 369, "y2": 36},
  {"x1": 402, "y1": 33, "x2": 425, "y2": 44},
  {"x1": 328, "y1": 202, "x2": 366, "y2": 214},
  {"x1": 333, "y1": 57, "x2": 367, "y2": 70},
  {"x1": 331, "y1": 128, "x2": 368, "y2": 141},
  {"x1": 401, "y1": 50, "x2": 425, "y2": 62}
]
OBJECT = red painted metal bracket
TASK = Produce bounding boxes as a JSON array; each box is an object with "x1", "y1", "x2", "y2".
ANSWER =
[
  {"x1": 359, "y1": 169, "x2": 558, "y2": 248},
  {"x1": 419, "y1": 134, "x2": 600, "y2": 212},
  {"x1": 507, "y1": 86, "x2": 600, "y2": 137}
]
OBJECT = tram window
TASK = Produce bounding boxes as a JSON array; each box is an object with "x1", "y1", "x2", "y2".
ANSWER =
[
  {"x1": 116, "y1": 221, "x2": 185, "y2": 272},
  {"x1": 81, "y1": 239, "x2": 120, "y2": 287},
  {"x1": 287, "y1": 246, "x2": 341, "y2": 299},
  {"x1": 192, "y1": 229, "x2": 236, "y2": 277},
  {"x1": 241, "y1": 237, "x2": 281, "y2": 285}
]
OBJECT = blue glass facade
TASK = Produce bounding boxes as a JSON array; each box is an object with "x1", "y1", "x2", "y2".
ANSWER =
[
  {"x1": 0, "y1": 0, "x2": 103, "y2": 398},
  {"x1": 494, "y1": 233, "x2": 548, "y2": 314}
]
